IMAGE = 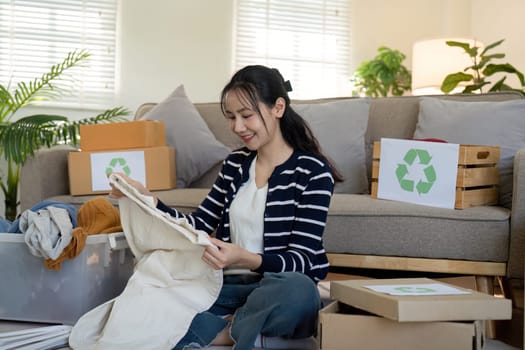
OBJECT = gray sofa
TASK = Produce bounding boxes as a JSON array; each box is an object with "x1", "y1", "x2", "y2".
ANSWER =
[{"x1": 20, "y1": 92, "x2": 525, "y2": 296}]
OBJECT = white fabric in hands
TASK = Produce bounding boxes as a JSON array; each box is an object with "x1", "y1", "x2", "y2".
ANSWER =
[{"x1": 68, "y1": 173, "x2": 223, "y2": 350}]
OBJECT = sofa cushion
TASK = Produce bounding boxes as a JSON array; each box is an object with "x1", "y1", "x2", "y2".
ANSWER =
[
  {"x1": 140, "y1": 85, "x2": 231, "y2": 188},
  {"x1": 325, "y1": 194, "x2": 510, "y2": 263},
  {"x1": 413, "y1": 97, "x2": 525, "y2": 209},
  {"x1": 292, "y1": 99, "x2": 370, "y2": 194}
]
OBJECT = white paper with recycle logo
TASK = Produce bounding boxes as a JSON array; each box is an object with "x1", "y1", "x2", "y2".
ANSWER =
[
  {"x1": 377, "y1": 138, "x2": 459, "y2": 209},
  {"x1": 69, "y1": 173, "x2": 223, "y2": 350}
]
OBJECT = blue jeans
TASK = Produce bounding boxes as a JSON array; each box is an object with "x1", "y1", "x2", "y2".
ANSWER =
[{"x1": 173, "y1": 272, "x2": 321, "y2": 350}]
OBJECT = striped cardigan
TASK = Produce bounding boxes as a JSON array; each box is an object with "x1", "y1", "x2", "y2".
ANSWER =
[{"x1": 157, "y1": 147, "x2": 335, "y2": 282}]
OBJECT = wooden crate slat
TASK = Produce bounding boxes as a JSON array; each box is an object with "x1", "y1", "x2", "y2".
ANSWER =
[
  {"x1": 456, "y1": 166, "x2": 499, "y2": 187},
  {"x1": 371, "y1": 181, "x2": 378, "y2": 198},
  {"x1": 458, "y1": 145, "x2": 500, "y2": 165},
  {"x1": 455, "y1": 187, "x2": 499, "y2": 209}
]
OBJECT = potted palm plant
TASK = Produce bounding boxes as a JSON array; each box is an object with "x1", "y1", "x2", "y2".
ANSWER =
[{"x1": 0, "y1": 50, "x2": 129, "y2": 221}]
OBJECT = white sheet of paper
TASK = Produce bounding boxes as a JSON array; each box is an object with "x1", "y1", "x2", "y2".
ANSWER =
[
  {"x1": 364, "y1": 283, "x2": 471, "y2": 296},
  {"x1": 377, "y1": 138, "x2": 460, "y2": 209},
  {"x1": 90, "y1": 151, "x2": 146, "y2": 191}
]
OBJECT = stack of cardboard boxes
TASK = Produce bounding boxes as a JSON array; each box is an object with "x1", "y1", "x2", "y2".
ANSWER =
[
  {"x1": 318, "y1": 278, "x2": 512, "y2": 349},
  {"x1": 68, "y1": 120, "x2": 176, "y2": 195}
]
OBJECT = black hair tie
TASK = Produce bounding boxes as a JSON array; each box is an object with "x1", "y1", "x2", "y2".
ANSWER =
[
  {"x1": 272, "y1": 68, "x2": 293, "y2": 92},
  {"x1": 284, "y1": 80, "x2": 293, "y2": 92}
]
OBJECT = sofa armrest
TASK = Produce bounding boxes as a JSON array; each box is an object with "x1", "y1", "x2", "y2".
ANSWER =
[
  {"x1": 507, "y1": 147, "x2": 525, "y2": 279},
  {"x1": 19, "y1": 145, "x2": 77, "y2": 212}
]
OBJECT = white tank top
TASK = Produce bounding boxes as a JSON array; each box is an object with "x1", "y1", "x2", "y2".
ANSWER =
[{"x1": 226, "y1": 156, "x2": 267, "y2": 275}]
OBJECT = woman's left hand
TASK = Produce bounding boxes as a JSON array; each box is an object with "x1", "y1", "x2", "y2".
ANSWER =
[{"x1": 202, "y1": 237, "x2": 262, "y2": 270}]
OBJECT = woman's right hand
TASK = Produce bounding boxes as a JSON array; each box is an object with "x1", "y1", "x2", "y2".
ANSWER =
[{"x1": 108, "y1": 172, "x2": 156, "y2": 203}]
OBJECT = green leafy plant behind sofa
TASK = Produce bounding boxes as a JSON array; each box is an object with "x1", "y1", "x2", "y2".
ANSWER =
[
  {"x1": 440, "y1": 39, "x2": 525, "y2": 95},
  {"x1": 0, "y1": 50, "x2": 129, "y2": 221},
  {"x1": 351, "y1": 46, "x2": 412, "y2": 97}
]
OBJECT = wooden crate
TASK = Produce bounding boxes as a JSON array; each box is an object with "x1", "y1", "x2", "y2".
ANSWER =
[{"x1": 371, "y1": 141, "x2": 500, "y2": 209}]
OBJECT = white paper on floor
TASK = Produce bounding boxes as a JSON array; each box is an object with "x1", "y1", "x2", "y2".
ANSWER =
[{"x1": 0, "y1": 324, "x2": 71, "y2": 350}]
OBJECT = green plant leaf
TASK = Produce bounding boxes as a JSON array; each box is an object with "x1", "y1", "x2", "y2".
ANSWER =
[
  {"x1": 446, "y1": 41, "x2": 477, "y2": 57},
  {"x1": 4, "y1": 49, "x2": 91, "y2": 119},
  {"x1": 462, "y1": 81, "x2": 490, "y2": 93},
  {"x1": 480, "y1": 39, "x2": 505, "y2": 56},
  {"x1": 483, "y1": 63, "x2": 525, "y2": 86},
  {"x1": 0, "y1": 160, "x2": 20, "y2": 220},
  {"x1": 441, "y1": 72, "x2": 473, "y2": 93},
  {"x1": 475, "y1": 54, "x2": 506, "y2": 70},
  {"x1": 489, "y1": 76, "x2": 507, "y2": 91},
  {"x1": 0, "y1": 107, "x2": 128, "y2": 165},
  {"x1": 0, "y1": 85, "x2": 13, "y2": 122}
]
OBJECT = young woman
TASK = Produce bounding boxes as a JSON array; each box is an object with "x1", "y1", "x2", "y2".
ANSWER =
[{"x1": 109, "y1": 65, "x2": 342, "y2": 350}]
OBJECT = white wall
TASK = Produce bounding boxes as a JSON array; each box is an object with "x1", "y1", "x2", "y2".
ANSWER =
[
  {"x1": 351, "y1": 0, "x2": 473, "y2": 72},
  {"x1": 117, "y1": 0, "x2": 235, "y2": 111}
]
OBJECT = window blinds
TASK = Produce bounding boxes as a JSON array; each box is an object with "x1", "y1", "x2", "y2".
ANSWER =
[
  {"x1": 234, "y1": 0, "x2": 351, "y2": 99},
  {"x1": 0, "y1": 0, "x2": 117, "y2": 109}
]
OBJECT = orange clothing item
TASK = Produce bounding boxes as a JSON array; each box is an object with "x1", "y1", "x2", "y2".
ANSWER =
[{"x1": 45, "y1": 197, "x2": 122, "y2": 270}]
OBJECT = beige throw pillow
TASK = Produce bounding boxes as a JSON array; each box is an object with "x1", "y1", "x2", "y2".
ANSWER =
[
  {"x1": 292, "y1": 99, "x2": 370, "y2": 194},
  {"x1": 141, "y1": 85, "x2": 231, "y2": 188}
]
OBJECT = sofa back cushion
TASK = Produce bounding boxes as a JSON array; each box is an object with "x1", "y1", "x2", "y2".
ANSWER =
[
  {"x1": 292, "y1": 99, "x2": 370, "y2": 194},
  {"x1": 136, "y1": 92, "x2": 523, "y2": 190}
]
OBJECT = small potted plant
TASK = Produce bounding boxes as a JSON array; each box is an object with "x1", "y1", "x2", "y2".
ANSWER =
[{"x1": 351, "y1": 46, "x2": 412, "y2": 97}]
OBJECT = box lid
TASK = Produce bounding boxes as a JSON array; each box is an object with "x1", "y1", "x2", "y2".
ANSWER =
[{"x1": 330, "y1": 278, "x2": 512, "y2": 322}]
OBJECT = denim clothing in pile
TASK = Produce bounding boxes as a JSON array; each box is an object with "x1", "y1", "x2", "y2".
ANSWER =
[{"x1": 0, "y1": 200, "x2": 77, "y2": 233}]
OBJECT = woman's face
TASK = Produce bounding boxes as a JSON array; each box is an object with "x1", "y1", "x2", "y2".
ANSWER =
[{"x1": 223, "y1": 90, "x2": 282, "y2": 151}]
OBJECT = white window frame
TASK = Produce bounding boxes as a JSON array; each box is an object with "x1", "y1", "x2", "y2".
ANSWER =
[
  {"x1": 234, "y1": 0, "x2": 351, "y2": 99},
  {"x1": 0, "y1": 0, "x2": 118, "y2": 110}
]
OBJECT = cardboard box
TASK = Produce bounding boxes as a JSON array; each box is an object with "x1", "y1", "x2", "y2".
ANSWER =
[
  {"x1": 371, "y1": 141, "x2": 500, "y2": 209},
  {"x1": 68, "y1": 146, "x2": 176, "y2": 195},
  {"x1": 318, "y1": 301, "x2": 485, "y2": 350},
  {"x1": 79, "y1": 120, "x2": 166, "y2": 151},
  {"x1": 330, "y1": 278, "x2": 512, "y2": 322}
]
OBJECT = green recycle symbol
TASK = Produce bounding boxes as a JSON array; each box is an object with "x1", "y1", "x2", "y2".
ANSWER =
[
  {"x1": 105, "y1": 157, "x2": 131, "y2": 176},
  {"x1": 396, "y1": 148, "x2": 436, "y2": 194},
  {"x1": 394, "y1": 286, "x2": 436, "y2": 293}
]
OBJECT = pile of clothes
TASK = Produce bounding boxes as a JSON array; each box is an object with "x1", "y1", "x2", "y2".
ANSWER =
[{"x1": 0, "y1": 197, "x2": 122, "y2": 269}]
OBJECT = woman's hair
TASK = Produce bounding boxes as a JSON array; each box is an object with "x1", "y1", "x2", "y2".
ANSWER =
[{"x1": 220, "y1": 65, "x2": 343, "y2": 182}]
